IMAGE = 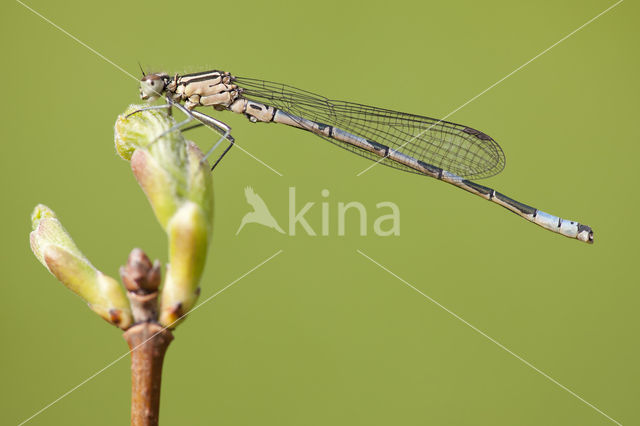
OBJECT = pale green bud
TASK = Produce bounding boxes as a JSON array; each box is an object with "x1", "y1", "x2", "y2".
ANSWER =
[
  {"x1": 185, "y1": 141, "x2": 214, "y2": 235},
  {"x1": 130, "y1": 148, "x2": 180, "y2": 229},
  {"x1": 115, "y1": 105, "x2": 214, "y2": 328},
  {"x1": 114, "y1": 105, "x2": 212, "y2": 233},
  {"x1": 159, "y1": 201, "x2": 209, "y2": 327},
  {"x1": 114, "y1": 104, "x2": 183, "y2": 161},
  {"x1": 30, "y1": 205, "x2": 133, "y2": 329}
]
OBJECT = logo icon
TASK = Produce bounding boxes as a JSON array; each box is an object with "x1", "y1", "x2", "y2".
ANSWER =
[
  {"x1": 236, "y1": 186, "x2": 285, "y2": 235},
  {"x1": 236, "y1": 186, "x2": 401, "y2": 237}
]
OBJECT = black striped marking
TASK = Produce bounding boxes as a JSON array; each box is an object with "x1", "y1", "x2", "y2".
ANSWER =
[
  {"x1": 418, "y1": 160, "x2": 442, "y2": 177},
  {"x1": 367, "y1": 139, "x2": 389, "y2": 156},
  {"x1": 462, "y1": 180, "x2": 493, "y2": 196},
  {"x1": 316, "y1": 122, "x2": 331, "y2": 132},
  {"x1": 182, "y1": 69, "x2": 223, "y2": 78},
  {"x1": 180, "y1": 72, "x2": 223, "y2": 85},
  {"x1": 494, "y1": 192, "x2": 537, "y2": 216},
  {"x1": 316, "y1": 122, "x2": 335, "y2": 137},
  {"x1": 578, "y1": 224, "x2": 592, "y2": 233}
]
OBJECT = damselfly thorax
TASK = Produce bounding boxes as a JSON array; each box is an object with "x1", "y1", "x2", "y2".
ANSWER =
[
  {"x1": 136, "y1": 69, "x2": 594, "y2": 243},
  {"x1": 142, "y1": 70, "x2": 280, "y2": 123}
]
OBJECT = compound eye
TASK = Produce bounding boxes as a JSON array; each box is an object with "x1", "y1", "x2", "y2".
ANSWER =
[{"x1": 140, "y1": 75, "x2": 165, "y2": 101}]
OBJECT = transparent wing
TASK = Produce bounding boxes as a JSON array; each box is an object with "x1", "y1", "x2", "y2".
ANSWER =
[{"x1": 235, "y1": 77, "x2": 506, "y2": 179}]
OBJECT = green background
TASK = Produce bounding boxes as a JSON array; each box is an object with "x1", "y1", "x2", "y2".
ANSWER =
[{"x1": 2, "y1": 0, "x2": 638, "y2": 424}]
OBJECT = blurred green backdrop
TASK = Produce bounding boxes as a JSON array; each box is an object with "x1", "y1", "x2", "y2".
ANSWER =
[{"x1": 2, "y1": 0, "x2": 638, "y2": 424}]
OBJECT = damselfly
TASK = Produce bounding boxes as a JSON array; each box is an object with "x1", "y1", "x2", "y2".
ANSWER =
[{"x1": 135, "y1": 69, "x2": 593, "y2": 243}]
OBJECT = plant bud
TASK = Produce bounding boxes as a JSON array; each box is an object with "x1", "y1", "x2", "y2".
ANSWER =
[{"x1": 30, "y1": 205, "x2": 132, "y2": 329}]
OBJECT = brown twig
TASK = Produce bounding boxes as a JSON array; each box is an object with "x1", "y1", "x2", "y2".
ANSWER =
[
  {"x1": 121, "y1": 249, "x2": 173, "y2": 426},
  {"x1": 123, "y1": 323, "x2": 173, "y2": 426}
]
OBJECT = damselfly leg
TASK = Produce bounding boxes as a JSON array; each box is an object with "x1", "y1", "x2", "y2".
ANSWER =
[
  {"x1": 208, "y1": 136, "x2": 234, "y2": 171},
  {"x1": 127, "y1": 99, "x2": 235, "y2": 172},
  {"x1": 187, "y1": 109, "x2": 235, "y2": 171},
  {"x1": 125, "y1": 103, "x2": 172, "y2": 118},
  {"x1": 161, "y1": 100, "x2": 235, "y2": 170},
  {"x1": 181, "y1": 123, "x2": 205, "y2": 132}
]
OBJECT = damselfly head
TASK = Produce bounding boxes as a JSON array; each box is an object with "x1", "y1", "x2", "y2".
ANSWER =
[{"x1": 140, "y1": 73, "x2": 168, "y2": 101}]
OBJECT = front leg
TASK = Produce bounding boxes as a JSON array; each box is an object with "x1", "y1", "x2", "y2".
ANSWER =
[
  {"x1": 157, "y1": 98, "x2": 236, "y2": 171},
  {"x1": 189, "y1": 109, "x2": 234, "y2": 144},
  {"x1": 188, "y1": 109, "x2": 235, "y2": 170},
  {"x1": 150, "y1": 98, "x2": 195, "y2": 141},
  {"x1": 125, "y1": 103, "x2": 172, "y2": 119}
]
